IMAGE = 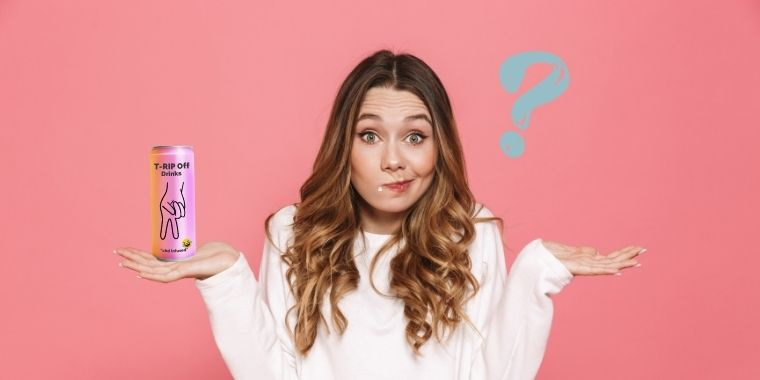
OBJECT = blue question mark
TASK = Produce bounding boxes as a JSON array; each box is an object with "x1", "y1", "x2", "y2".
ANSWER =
[{"x1": 498, "y1": 51, "x2": 570, "y2": 158}]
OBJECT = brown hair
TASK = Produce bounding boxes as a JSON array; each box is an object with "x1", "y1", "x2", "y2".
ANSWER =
[{"x1": 264, "y1": 49, "x2": 503, "y2": 356}]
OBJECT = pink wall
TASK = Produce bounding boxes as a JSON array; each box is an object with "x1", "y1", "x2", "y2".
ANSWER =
[{"x1": 1, "y1": 0, "x2": 758, "y2": 378}]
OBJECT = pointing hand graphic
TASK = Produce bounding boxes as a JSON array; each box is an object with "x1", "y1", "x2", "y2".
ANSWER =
[{"x1": 159, "y1": 181, "x2": 186, "y2": 240}]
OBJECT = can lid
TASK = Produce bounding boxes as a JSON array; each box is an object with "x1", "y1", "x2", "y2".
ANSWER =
[{"x1": 152, "y1": 145, "x2": 193, "y2": 149}]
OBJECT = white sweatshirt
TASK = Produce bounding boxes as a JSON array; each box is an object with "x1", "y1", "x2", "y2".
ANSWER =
[{"x1": 195, "y1": 204, "x2": 573, "y2": 380}]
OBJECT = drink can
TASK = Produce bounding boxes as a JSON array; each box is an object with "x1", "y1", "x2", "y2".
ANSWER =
[{"x1": 150, "y1": 145, "x2": 196, "y2": 261}]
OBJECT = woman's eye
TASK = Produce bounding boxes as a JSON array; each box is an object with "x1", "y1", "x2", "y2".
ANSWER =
[
  {"x1": 358, "y1": 131, "x2": 426, "y2": 145},
  {"x1": 407, "y1": 133, "x2": 426, "y2": 145},
  {"x1": 359, "y1": 132, "x2": 377, "y2": 144}
]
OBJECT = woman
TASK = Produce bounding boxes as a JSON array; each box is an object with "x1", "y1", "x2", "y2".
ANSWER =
[{"x1": 115, "y1": 49, "x2": 645, "y2": 380}]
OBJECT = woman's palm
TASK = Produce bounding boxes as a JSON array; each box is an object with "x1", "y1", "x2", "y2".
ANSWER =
[
  {"x1": 541, "y1": 240, "x2": 645, "y2": 276},
  {"x1": 115, "y1": 242, "x2": 239, "y2": 282}
]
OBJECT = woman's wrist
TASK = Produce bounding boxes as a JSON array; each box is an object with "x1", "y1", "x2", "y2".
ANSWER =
[{"x1": 196, "y1": 249, "x2": 241, "y2": 281}]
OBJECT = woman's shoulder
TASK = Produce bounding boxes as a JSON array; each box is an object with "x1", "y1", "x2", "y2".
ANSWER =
[
  {"x1": 469, "y1": 202, "x2": 504, "y2": 264},
  {"x1": 472, "y1": 202, "x2": 495, "y2": 219},
  {"x1": 268, "y1": 203, "x2": 298, "y2": 230},
  {"x1": 263, "y1": 203, "x2": 298, "y2": 252}
]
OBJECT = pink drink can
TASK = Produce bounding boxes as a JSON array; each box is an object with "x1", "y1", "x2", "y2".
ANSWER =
[{"x1": 150, "y1": 146, "x2": 196, "y2": 261}]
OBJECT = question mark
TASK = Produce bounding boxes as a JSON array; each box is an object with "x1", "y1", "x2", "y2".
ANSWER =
[{"x1": 499, "y1": 51, "x2": 570, "y2": 158}]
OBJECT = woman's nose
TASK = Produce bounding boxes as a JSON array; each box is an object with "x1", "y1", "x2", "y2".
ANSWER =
[{"x1": 381, "y1": 142, "x2": 404, "y2": 170}]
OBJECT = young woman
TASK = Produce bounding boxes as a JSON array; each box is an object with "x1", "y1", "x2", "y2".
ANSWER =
[{"x1": 116, "y1": 49, "x2": 645, "y2": 380}]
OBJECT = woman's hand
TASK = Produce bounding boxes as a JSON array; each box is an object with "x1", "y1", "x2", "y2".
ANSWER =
[
  {"x1": 115, "y1": 241, "x2": 240, "y2": 282},
  {"x1": 540, "y1": 240, "x2": 646, "y2": 276}
]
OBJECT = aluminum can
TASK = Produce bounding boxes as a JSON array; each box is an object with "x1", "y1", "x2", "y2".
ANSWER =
[{"x1": 150, "y1": 145, "x2": 196, "y2": 261}]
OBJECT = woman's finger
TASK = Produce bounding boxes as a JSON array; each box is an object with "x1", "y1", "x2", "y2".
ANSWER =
[
  {"x1": 121, "y1": 258, "x2": 183, "y2": 280},
  {"x1": 120, "y1": 259, "x2": 160, "y2": 275},
  {"x1": 115, "y1": 248, "x2": 149, "y2": 265},
  {"x1": 574, "y1": 261, "x2": 619, "y2": 276},
  {"x1": 128, "y1": 247, "x2": 162, "y2": 263},
  {"x1": 600, "y1": 258, "x2": 639, "y2": 273},
  {"x1": 617, "y1": 258, "x2": 640, "y2": 269},
  {"x1": 598, "y1": 253, "x2": 639, "y2": 266},
  {"x1": 135, "y1": 267, "x2": 183, "y2": 283},
  {"x1": 118, "y1": 248, "x2": 162, "y2": 267},
  {"x1": 576, "y1": 255, "x2": 641, "y2": 275},
  {"x1": 604, "y1": 246, "x2": 632, "y2": 260},
  {"x1": 607, "y1": 246, "x2": 644, "y2": 260},
  {"x1": 584, "y1": 258, "x2": 627, "y2": 272},
  {"x1": 117, "y1": 250, "x2": 172, "y2": 273}
]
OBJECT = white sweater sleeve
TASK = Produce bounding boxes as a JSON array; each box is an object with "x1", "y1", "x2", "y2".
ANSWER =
[
  {"x1": 469, "y1": 210, "x2": 574, "y2": 380},
  {"x1": 194, "y1": 209, "x2": 299, "y2": 380}
]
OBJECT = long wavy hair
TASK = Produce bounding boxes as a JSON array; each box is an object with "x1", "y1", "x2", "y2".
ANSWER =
[{"x1": 264, "y1": 49, "x2": 504, "y2": 356}]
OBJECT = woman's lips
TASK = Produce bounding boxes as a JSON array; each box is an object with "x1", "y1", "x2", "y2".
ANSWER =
[{"x1": 384, "y1": 179, "x2": 413, "y2": 192}]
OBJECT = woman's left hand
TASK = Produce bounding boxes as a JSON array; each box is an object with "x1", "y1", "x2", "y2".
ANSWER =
[{"x1": 540, "y1": 240, "x2": 646, "y2": 276}]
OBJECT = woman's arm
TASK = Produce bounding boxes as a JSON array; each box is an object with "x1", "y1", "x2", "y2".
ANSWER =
[
  {"x1": 195, "y1": 252, "x2": 282, "y2": 379},
  {"x1": 467, "y1": 207, "x2": 645, "y2": 379},
  {"x1": 479, "y1": 237, "x2": 573, "y2": 380},
  {"x1": 194, "y1": 209, "x2": 299, "y2": 380},
  {"x1": 465, "y1": 207, "x2": 573, "y2": 380}
]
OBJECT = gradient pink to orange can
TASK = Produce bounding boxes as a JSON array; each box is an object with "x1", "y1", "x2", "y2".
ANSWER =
[{"x1": 149, "y1": 146, "x2": 196, "y2": 261}]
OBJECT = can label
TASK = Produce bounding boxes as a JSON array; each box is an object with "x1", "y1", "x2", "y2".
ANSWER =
[{"x1": 150, "y1": 146, "x2": 196, "y2": 261}]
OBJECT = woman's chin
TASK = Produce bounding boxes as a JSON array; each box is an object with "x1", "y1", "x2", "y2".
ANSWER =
[{"x1": 372, "y1": 198, "x2": 418, "y2": 214}]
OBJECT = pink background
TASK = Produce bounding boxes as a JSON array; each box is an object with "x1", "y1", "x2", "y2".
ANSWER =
[{"x1": 1, "y1": 0, "x2": 758, "y2": 378}]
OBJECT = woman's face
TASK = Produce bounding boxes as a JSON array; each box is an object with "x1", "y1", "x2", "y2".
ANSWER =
[{"x1": 350, "y1": 86, "x2": 437, "y2": 228}]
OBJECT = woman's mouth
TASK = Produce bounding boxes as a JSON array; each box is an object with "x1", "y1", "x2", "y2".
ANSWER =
[{"x1": 383, "y1": 179, "x2": 413, "y2": 192}]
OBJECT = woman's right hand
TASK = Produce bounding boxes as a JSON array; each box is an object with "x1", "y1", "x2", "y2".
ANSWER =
[{"x1": 115, "y1": 241, "x2": 240, "y2": 282}]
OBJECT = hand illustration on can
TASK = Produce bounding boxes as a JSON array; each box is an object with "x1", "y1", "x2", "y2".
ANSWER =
[{"x1": 159, "y1": 181, "x2": 186, "y2": 240}]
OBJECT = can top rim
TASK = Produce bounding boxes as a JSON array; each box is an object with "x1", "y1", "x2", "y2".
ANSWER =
[{"x1": 152, "y1": 145, "x2": 193, "y2": 149}]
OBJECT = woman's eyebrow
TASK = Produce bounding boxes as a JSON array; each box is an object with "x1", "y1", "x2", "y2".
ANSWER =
[{"x1": 357, "y1": 113, "x2": 432, "y2": 125}]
